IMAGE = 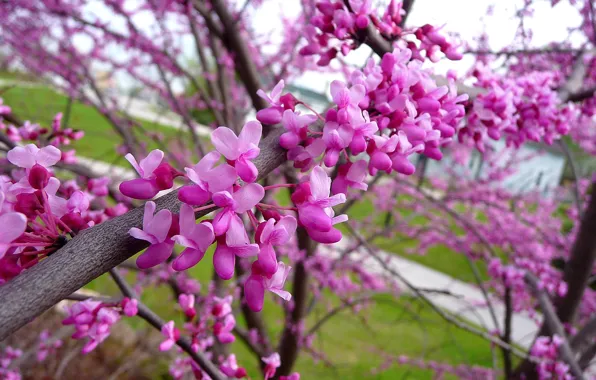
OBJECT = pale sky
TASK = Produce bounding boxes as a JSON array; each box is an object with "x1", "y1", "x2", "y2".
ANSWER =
[{"x1": 76, "y1": 0, "x2": 585, "y2": 96}]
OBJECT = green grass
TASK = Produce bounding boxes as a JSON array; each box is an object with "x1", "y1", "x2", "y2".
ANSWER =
[
  {"x1": 87, "y1": 248, "x2": 496, "y2": 379},
  {"x1": 1, "y1": 84, "x2": 199, "y2": 165}
]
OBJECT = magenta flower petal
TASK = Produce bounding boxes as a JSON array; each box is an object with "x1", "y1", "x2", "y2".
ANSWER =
[
  {"x1": 119, "y1": 179, "x2": 159, "y2": 200},
  {"x1": 193, "y1": 222, "x2": 215, "y2": 252},
  {"x1": 145, "y1": 209, "x2": 172, "y2": 242},
  {"x1": 178, "y1": 185, "x2": 210, "y2": 206},
  {"x1": 244, "y1": 275, "x2": 265, "y2": 312},
  {"x1": 172, "y1": 247, "x2": 206, "y2": 271},
  {"x1": 7, "y1": 144, "x2": 37, "y2": 168},
  {"x1": 213, "y1": 209, "x2": 233, "y2": 236},
  {"x1": 236, "y1": 157, "x2": 258, "y2": 183},
  {"x1": 137, "y1": 241, "x2": 174, "y2": 269},
  {"x1": 212, "y1": 127, "x2": 240, "y2": 160},
  {"x1": 298, "y1": 204, "x2": 332, "y2": 232},
  {"x1": 0, "y1": 212, "x2": 27, "y2": 245},
  {"x1": 306, "y1": 227, "x2": 342, "y2": 244},
  {"x1": 213, "y1": 244, "x2": 236, "y2": 280},
  {"x1": 226, "y1": 214, "x2": 250, "y2": 247},
  {"x1": 139, "y1": 150, "x2": 164, "y2": 178},
  {"x1": 233, "y1": 183, "x2": 265, "y2": 213},
  {"x1": 129, "y1": 227, "x2": 157, "y2": 244},
  {"x1": 258, "y1": 243, "x2": 278, "y2": 276},
  {"x1": 238, "y1": 121, "x2": 262, "y2": 151},
  {"x1": 256, "y1": 108, "x2": 283, "y2": 125},
  {"x1": 205, "y1": 164, "x2": 237, "y2": 193}
]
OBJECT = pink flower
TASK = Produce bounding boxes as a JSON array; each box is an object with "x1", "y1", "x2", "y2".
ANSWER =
[
  {"x1": 262, "y1": 353, "x2": 281, "y2": 380},
  {"x1": 287, "y1": 138, "x2": 326, "y2": 172},
  {"x1": 293, "y1": 166, "x2": 346, "y2": 233},
  {"x1": 120, "y1": 150, "x2": 177, "y2": 199},
  {"x1": 245, "y1": 261, "x2": 292, "y2": 312},
  {"x1": 128, "y1": 201, "x2": 175, "y2": 269},
  {"x1": 63, "y1": 301, "x2": 120, "y2": 354},
  {"x1": 171, "y1": 204, "x2": 215, "y2": 271},
  {"x1": 322, "y1": 122, "x2": 354, "y2": 167},
  {"x1": 178, "y1": 151, "x2": 237, "y2": 206},
  {"x1": 36, "y1": 330, "x2": 63, "y2": 362},
  {"x1": 220, "y1": 354, "x2": 248, "y2": 378},
  {"x1": 160, "y1": 321, "x2": 179, "y2": 351},
  {"x1": 256, "y1": 80, "x2": 285, "y2": 125},
  {"x1": 214, "y1": 314, "x2": 236, "y2": 344},
  {"x1": 331, "y1": 159, "x2": 368, "y2": 195},
  {"x1": 0, "y1": 212, "x2": 27, "y2": 259},
  {"x1": 121, "y1": 298, "x2": 138, "y2": 317},
  {"x1": 7, "y1": 144, "x2": 61, "y2": 169},
  {"x1": 212, "y1": 183, "x2": 265, "y2": 237},
  {"x1": 212, "y1": 296, "x2": 233, "y2": 317},
  {"x1": 87, "y1": 177, "x2": 110, "y2": 197},
  {"x1": 211, "y1": 121, "x2": 262, "y2": 183},
  {"x1": 256, "y1": 216, "x2": 297, "y2": 276},
  {"x1": 178, "y1": 294, "x2": 196, "y2": 319},
  {"x1": 279, "y1": 110, "x2": 317, "y2": 149}
]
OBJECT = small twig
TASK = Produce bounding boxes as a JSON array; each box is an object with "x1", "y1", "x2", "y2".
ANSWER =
[
  {"x1": 343, "y1": 222, "x2": 534, "y2": 361},
  {"x1": 524, "y1": 273, "x2": 585, "y2": 379},
  {"x1": 558, "y1": 140, "x2": 583, "y2": 219}
]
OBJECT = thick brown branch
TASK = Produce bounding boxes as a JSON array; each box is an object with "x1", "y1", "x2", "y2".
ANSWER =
[
  {"x1": 201, "y1": 0, "x2": 269, "y2": 116},
  {"x1": 0, "y1": 128, "x2": 286, "y2": 341}
]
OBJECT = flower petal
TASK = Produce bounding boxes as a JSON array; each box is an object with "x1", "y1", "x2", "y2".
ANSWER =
[
  {"x1": 205, "y1": 164, "x2": 237, "y2": 193},
  {"x1": 226, "y1": 214, "x2": 250, "y2": 247},
  {"x1": 0, "y1": 212, "x2": 27, "y2": 244},
  {"x1": 310, "y1": 166, "x2": 331, "y2": 200},
  {"x1": 244, "y1": 275, "x2": 265, "y2": 312},
  {"x1": 238, "y1": 121, "x2": 262, "y2": 152},
  {"x1": 233, "y1": 183, "x2": 265, "y2": 213},
  {"x1": 137, "y1": 241, "x2": 174, "y2": 269},
  {"x1": 139, "y1": 150, "x2": 164, "y2": 179},
  {"x1": 213, "y1": 244, "x2": 236, "y2": 280},
  {"x1": 129, "y1": 227, "x2": 158, "y2": 244},
  {"x1": 7, "y1": 145, "x2": 37, "y2": 168},
  {"x1": 212, "y1": 127, "x2": 240, "y2": 160},
  {"x1": 172, "y1": 247, "x2": 206, "y2": 271},
  {"x1": 146, "y1": 209, "x2": 172, "y2": 242},
  {"x1": 35, "y1": 146, "x2": 62, "y2": 168}
]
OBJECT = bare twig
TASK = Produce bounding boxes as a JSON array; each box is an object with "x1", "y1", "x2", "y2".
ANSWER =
[{"x1": 524, "y1": 273, "x2": 585, "y2": 379}]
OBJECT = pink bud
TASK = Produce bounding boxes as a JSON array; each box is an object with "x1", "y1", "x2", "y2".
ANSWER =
[{"x1": 28, "y1": 164, "x2": 50, "y2": 190}]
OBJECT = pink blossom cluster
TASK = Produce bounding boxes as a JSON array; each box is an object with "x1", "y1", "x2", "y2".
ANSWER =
[
  {"x1": 300, "y1": 0, "x2": 462, "y2": 65},
  {"x1": 62, "y1": 300, "x2": 121, "y2": 354},
  {"x1": 0, "y1": 136, "x2": 127, "y2": 282},
  {"x1": 461, "y1": 68, "x2": 573, "y2": 152},
  {"x1": 530, "y1": 336, "x2": 573, "y2": 380},
  {"x1": 123, "y1": 119, "x2": 348, "y2": 312},
  {"x1": 258, "y1": 47, "x2": 467, "y2": 195},
  {"x1": 0, "y1": 346, "x2": 22, "y2": 380},
  {"x1": 1, "y1": 110, "x2": 84, "y2": 163}
]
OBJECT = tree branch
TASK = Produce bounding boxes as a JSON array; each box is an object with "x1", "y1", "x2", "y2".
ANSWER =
[
  {"x1": 0, "y1": 128, "x2": 286, "y2": 341},
  {"x1": 524, "y1": 273, "x2": 585, "y2": 379}
]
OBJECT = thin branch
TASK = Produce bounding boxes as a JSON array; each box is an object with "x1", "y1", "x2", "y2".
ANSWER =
[
  {"x1": 524, "y1": 273, "x2": 585, "y2": 379},
  {"x1": 135, "y1": 301, "x2": 227, "y2": 379},
  {"x1": 305, "y1": 297, "x2": 371, "y2": 336},
  {"x1": 559, "y1": 140, "x2": 583, "y2": 219},
  {"x1": 343, "y1": 222, "x2": 533, "y2": 361}
]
